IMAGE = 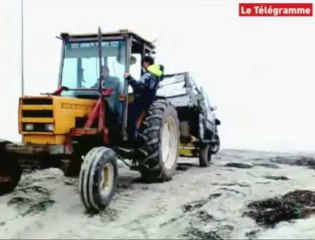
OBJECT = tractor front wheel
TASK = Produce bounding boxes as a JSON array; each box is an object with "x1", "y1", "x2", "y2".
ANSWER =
[{"x1": 79, "y1": 146, "x2": 118, "y2": 212}]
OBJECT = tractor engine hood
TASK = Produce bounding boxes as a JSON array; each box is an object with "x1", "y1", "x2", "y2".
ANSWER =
[{"x1": 19, "y1": 96, "x2": 96, "y2": 145}]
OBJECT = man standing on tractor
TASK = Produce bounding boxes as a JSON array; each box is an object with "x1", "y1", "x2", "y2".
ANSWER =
[{"x1": 124, "y1": 56, "x2": 164, "y2": 145}]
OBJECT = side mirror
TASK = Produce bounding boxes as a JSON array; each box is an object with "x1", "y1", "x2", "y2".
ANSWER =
[{"x1": 215, "y1": 118, "x2": 221, "y2": 125}]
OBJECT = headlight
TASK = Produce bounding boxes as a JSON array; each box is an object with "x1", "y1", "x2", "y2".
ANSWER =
[
  {"x1": 45, "y1": 124, "x2": 54, "y2": 131},
  {"x1": 25, "y1": 124, "x2": 34, "y2": 131}
]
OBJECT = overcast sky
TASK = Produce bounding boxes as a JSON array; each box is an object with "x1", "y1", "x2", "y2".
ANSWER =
[{"x1": 1, "y1": 0, "x2": 315, "y2": 152}]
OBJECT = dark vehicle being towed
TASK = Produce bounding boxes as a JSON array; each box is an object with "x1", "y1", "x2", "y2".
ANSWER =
[{"x1": 156, "y1": 72, "x2": 221, "y2": 167}]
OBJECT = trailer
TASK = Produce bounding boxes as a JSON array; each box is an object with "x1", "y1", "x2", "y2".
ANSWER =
[{"x1": 157, "y1": 72, "x2": 221, "y2": 167}]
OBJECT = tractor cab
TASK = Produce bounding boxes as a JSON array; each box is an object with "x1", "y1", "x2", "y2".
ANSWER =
[
  {"x1": 57, "y1": 29, "x2": 156, "y2": 140},
  {"x1": 58, "y1": 30, "x2": 155, "y2": 92}
]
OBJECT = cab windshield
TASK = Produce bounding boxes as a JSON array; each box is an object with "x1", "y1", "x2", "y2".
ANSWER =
[{"x1": 60, "y1": 39, "x2": 126, "y2": 96}]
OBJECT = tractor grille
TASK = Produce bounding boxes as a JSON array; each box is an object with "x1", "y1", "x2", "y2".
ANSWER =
[
  {"x1": 20, "y1": 98, "x2": 54, "y2": 133},
  {"x1": 22, "y1": 110, "x2": 53, "y2": 118},
  {"x1": 22, "y1": 98, "x2": 53, "y2": 105}
]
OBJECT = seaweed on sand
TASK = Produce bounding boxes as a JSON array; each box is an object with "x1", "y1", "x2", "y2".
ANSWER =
[{"x1": 244, "y1": 190, "x2": 315, "y2": 227}]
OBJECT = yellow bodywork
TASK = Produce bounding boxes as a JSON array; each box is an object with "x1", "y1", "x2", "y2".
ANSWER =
[{"x1": 19, "y1": 96, "x2": 96, "y2": 145}]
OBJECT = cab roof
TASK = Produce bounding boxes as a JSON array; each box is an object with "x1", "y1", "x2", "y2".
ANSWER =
[{"x1": 59, "y1": 29, "x2": 155, "y2": 49}]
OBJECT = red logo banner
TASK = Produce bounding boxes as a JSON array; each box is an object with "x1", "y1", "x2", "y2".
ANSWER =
[{"x1": 239, "y1": 3, "x2": 313, "y2": 17}]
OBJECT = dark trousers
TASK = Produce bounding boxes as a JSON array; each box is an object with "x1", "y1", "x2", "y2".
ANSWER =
[{"x1": 127, "y1": 97, "x2": 146, "y2": 142}]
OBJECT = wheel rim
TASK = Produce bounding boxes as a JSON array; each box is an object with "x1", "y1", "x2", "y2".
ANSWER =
[
  {"x1": 161, "y1": 117, "x2": 178, "y2": 170},
  {"x1": 100, "y1": 163, "x2": 114, "y2": 197}
]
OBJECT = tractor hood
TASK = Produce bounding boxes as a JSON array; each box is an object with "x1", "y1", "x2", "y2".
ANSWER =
[{"x1": 19, "y1": 96, "x2": 96, "y2": 144}]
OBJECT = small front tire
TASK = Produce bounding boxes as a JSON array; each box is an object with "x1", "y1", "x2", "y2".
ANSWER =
[{"x1": 79, "y1": 147, "x2": 118, "y2": 212}]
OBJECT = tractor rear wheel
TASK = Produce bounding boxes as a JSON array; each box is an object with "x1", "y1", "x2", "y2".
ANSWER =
[
  {"x1": 79, "y1": 146, "x2": 118, "y2": 212},
  {"x1": 137, "y1": 99, "x2": 180, "y2": 182},
  {"x1": 0, "y1": 141, "x2": 22, "y2": 195}
]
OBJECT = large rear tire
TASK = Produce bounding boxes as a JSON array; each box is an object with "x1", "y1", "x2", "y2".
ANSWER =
[
  {"x1": 137, "y1": 99, "x2": 180, "y2": 182},
  {"x1": 0, "y1": 141, "x2": 22, "y2": 195},
  {"x1": 79, "y1": 146, "x2": 118, "y2": 212}
]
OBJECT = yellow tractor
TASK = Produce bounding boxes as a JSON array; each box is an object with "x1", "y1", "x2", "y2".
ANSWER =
[{"x1": 0, "y1": 28, "x2": 181, "y2": 212}]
